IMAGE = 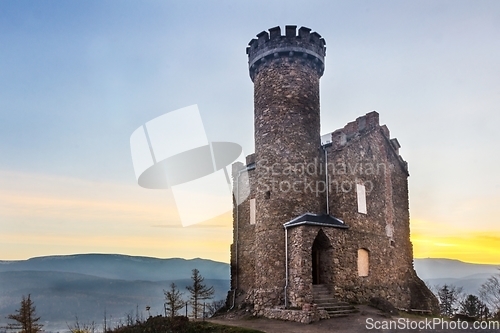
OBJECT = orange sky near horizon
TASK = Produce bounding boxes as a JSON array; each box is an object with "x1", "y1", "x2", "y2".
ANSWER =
[
  {"x1": 411, "y1": 219, "x2": 500, "y2": 265},
  {"x1": 1, "y1": 170, "x2": 499, "y2": 265}
]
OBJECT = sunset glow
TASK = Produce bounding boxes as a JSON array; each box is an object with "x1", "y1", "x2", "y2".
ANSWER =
[{"x1": 411, "y1": 219, "x2": 500, "y2": 265}]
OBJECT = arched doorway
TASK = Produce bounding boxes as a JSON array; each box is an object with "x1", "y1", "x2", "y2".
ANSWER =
[{"x1": 311, "y1": 229, "x2": 333, "y2": 285}]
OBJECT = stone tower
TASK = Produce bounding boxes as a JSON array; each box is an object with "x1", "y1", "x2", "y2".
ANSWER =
[
  {"x1": 247, "y1": 26, "x2": 327, "y2": 310},
  {"x1": 229, "y1": 25, "x2": 439, "y2": 320}
]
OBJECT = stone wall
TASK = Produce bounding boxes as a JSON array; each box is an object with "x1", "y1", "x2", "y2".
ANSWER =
[
  {"x1": 319, "y1": 112, "x2": 437, "y2": 311},
  {"x1": 262, "y1": 307, "x2": 329, "y2": 324},
  {"x1": 229, "y1": 159, "x2": 256, "y2": 306},
  {"x1": 230, "y1": 110, "x2": 439, "y2": 315}
]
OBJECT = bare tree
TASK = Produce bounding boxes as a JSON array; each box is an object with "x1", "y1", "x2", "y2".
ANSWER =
[
  {"x1": 67, "y1": 316, "x2": 96, "y2": 333},
  {"x1": 164, "y1": 283, "x2": 185, "y2": 318},
  {"x1": 125, "y1": 311, "x2": 134, "y2": 326},
  {"x1": 7, "y1": 294, "x2": 43, "y2": 333},
  {"x1": 186, "y1": 269, "x2": 214, "y2": 319},
  {"x1": 206, "y1": 299, "x2": 226, "y2": 317},
  {"x1": 479, "y1": 271, "x2": 500, "y2": 315},
  {"x1": 103, "y1": 309, "x2": 107, "y2": 333}
]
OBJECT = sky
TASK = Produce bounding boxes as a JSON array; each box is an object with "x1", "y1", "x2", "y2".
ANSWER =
[{"x1": 0, "y1": 0, "x2": 499, "y2": 264}]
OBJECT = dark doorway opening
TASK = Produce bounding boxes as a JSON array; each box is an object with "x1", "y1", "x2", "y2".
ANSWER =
[
  {"x1": 312, "y1": 246, "x2": 320, "y2": 284},
  {"x1": 311, "y1": 229, "x2": 333, "y2": 285}
]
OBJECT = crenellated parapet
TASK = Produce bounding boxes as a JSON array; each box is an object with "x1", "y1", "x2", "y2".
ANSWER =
[
  {"x1": 247, "y1": 25, "x2": 326, "y2": 81},
  {"x1": 328, "y1": 111, "x2": 381, "y2": 147},
  {"x1": 325, "y1": 111, "x2": 409, "y2": 173}
]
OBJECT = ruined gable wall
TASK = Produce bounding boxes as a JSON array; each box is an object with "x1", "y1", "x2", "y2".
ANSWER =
[
  {"x1": 324, "y1": 112, "x2": 414, "y2": 307},
  {"x1": 230, "y1": 154, "x2": 257, "y2": 306}
]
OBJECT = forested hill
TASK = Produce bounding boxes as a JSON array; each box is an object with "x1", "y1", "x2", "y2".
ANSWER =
[{"x1": 0, "y1": 254, "x2": 230, "y2": 332}]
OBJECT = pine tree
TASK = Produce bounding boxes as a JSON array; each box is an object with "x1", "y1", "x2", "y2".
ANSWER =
[
  {"x1": 437, "y1": 284, "x2": 463, "y2": 317},
  {"x1": 186, "y1": 269, "x2": 214, "y2": 319},
  {"x1": 164, "y1": 283, "x2": 184, "y2": 318},
  {"x1": 459, "y1": 294, "x2": 485, "y2": 319},
  {"x1": 7, "y1": 294, "x2": 43, "y2": 333}
]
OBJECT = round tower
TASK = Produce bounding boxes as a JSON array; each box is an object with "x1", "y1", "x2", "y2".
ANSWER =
[{"x1": 247, "y1": 25, "x2": 327, "y2": 310}]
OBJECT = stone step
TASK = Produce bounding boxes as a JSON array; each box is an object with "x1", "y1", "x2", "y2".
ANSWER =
[
  {"x1": 326, "y1": 309, "x2": 358, "y2": 318},
  {"x1": 312, "y1": 284, "x2": 329, "y2": 289},
  {"x1": 314, "y1": 299, "x2": 339, "y2": 304},
  {"x1": 323, "y1": 308, "x2": 358, "y2": 314},
  {"x1": 313, "y1": 296, "x2": 338, "y2": 301},
  {"x1": 317, "y1": 303, "x2": 353, "y2": 309},
  {"x1": 320, "y1": 307, "x2": 358, "y2": 316},
  {"x1": 329, "y1": 313, "x2": 350, "y2": 318},
  {"x1": 314, "y1": 299, "x2": 338, "y2": 303},
  {"x1": 313, "y1": 294, "x2": 338, "y2": 298},
  {"x1": 317, "y1": 301, "x2": 353, "y2": 307},
  {"x1": 320, "y1": 304, "x2": 356, "y2": 310},
  {"x1": 312, "y1": 285, "x2": 357, "y2": 318},
  {"x1": 312, "y1": 285, "x2": 329, "y2": 289}
]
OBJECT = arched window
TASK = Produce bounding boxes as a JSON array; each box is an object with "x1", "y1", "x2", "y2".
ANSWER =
[{"x1": 357, "y1": 248, "x2": 369, "y2": 277}]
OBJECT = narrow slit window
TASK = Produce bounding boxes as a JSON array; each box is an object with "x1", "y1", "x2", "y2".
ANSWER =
[
  {"x1": 356, "y1": 183, "x2": 367, "y2": 214},
  {"x1": 249, "y1": 198, "x2": 256, "y2": 225}
]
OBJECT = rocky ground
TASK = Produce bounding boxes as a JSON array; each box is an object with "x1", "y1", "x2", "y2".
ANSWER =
[{"x1": 209, "y1": 305, "x2": 500, "y2": 333}]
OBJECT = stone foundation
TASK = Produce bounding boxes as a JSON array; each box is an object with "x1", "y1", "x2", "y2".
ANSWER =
[{"x1": 261, "y1": 307, "x2": 329, "y2": 324}]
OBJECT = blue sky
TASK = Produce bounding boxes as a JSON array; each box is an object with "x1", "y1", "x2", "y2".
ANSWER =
[{"x1": 1, "y1": 0, "x2": 499, "y2": 263}]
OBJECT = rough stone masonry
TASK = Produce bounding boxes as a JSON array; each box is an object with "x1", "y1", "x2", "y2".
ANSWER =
[{"x1": 229, "y1": 25, "x2": 439, "y2": 321}]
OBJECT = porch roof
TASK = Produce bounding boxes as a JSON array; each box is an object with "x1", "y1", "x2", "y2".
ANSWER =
[{"x1": 283, "y1": 213, "x2": 349, "y2": 229}]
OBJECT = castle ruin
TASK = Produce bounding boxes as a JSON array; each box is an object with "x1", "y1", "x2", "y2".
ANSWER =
[{"x1": 229, "y1": 25, "x2": 438, "y2": 321}]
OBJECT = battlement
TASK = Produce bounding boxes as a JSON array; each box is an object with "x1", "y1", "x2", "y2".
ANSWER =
[
  {"x1": 247, "y1": 25, "x2": 326, "y2": 81},
  {"x1": 324, "y1": 111, "x2": 408, "y2": 172},
  {"x1": 327, "y1": 111, "x2": 379, "y2": 146},
  {"x1": 338, "y1": 111, "x2": 380, "y2": 141},
  {"x1": 327, "y1": 111, "x2": 393, "y2": 151}
]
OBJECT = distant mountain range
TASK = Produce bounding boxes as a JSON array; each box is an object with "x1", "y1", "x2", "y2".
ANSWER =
[
  {"x1": 0, "y1": 254, "x2": 229, "y2": 281},
  {"x1": 414, "y1": 258, "x2": 499, "y2": 296},
  {"x1": 0, "y1": 254, "x2": 498, "y2": 332},
  {"x1": 0, "y1": 254, "x2": 230, "y2": 333}
]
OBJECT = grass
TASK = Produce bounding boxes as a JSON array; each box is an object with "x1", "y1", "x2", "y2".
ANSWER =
[
  {"x1": 110, "y1": 316, "x2": 264, "y2": 333},
  {"x1": 188, "y1": 322, "x2": 264, "y2": 332}
]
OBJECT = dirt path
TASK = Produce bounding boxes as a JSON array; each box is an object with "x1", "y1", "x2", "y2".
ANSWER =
[
  {"x1": 209, "y1": 305, "x2": 499, "y2": 333},
  {"x1": 210, "y1": 305, "x2": 387, "y2": 333}
]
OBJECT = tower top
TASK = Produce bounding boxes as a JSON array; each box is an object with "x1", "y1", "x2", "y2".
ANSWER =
[{"x1": 246, "y1": 25, "x2": 326, "y2": 81}]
